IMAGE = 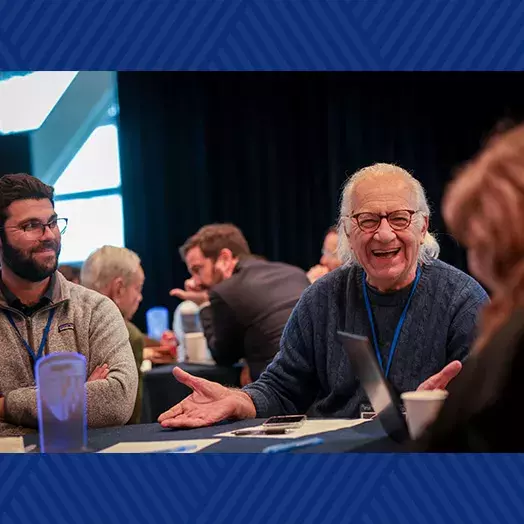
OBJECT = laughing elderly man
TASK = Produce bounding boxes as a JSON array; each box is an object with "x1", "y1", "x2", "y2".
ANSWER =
[{"x1": 158, "y1": 163, "x2": 488, "y2": 428}]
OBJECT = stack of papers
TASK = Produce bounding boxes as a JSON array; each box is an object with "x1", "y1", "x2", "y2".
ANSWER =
[
  {"x1": 98, "y1": 439, "x2": 220, "y2": 453},
  {"x1": 216, "y1": 418, "x2": 369, "y2": 439}
]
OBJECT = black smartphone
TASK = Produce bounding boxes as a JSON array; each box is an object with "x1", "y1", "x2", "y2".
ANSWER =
[{"x1": 262, "y1": 415, "x2": 307, "y2": 428}]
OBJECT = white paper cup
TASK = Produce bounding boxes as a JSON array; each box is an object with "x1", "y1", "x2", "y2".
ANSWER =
[
  {"x1": 400, "y1": 390, "x2": 449, "y2": 439},
  {"x1": 184, "y1": 333, "x2": 208, "y2": 363}
]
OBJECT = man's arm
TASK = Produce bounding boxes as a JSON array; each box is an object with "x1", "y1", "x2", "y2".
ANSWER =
[
  {"x1": 199, "y1": 292, "x2": 245, "y2": 366},
  {"x1": 415, "y1": 279, "x2": 489, "y2": 392},
  {"x1": 3, "y1": 299, "x2": 138, "y2": 429},
  {"x1": 85, "y1": 297, "x2": 138, "y2": 427},
  {"x1": 446, "y1": 281, "x2": 489, "y2": 362},
  {"x1": 3, "y1": 386, "x2": 38, "y2": 428},
  {"x1": 416, "y1": 281, "x2": 488, "y2": 392},
  {"x1": 242, "y1": 288, "x2": 320, "y2": 417}
]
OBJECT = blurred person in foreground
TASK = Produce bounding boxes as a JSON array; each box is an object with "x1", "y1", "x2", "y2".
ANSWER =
[
  {"x1": 414, "y1": 123, "x2": 524, "y2": 451},
  {"x1": 170, "y1": 224, "x2": 310, "y2": 383},
  {"x1": 81, "y1": 245, "x2": 177, "y2": 423},
  {"x1": 0, "y1": 174, "x2": 137, "y2": 435},
  {"x1": 158, "y1": 163, "x2": 488, "y2": 429},
  {"x1": 306, "y1": 226, "x2": 342, "y2": 283}
]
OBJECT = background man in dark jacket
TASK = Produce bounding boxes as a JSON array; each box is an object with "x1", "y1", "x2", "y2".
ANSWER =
[{"x1": 170, "y1": 223, "x2": 310, "y2": 381}]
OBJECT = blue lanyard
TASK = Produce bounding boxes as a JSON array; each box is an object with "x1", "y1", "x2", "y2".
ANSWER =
[
  {"x1": 362, "y1": 267, "x2": 421, "y2": 378},
  {"x1": 4, "y1": 308, "x2": 56, "y2": 362}
]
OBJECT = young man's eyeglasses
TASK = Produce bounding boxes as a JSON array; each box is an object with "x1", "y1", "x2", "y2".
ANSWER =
[{"x1": 1, "y1": 218, "x2": 68, "y2": 239}]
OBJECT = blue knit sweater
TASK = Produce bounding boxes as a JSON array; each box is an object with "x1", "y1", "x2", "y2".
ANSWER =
[{"x1": 243, "y1": 259, "x2": 489, "y2": 418}]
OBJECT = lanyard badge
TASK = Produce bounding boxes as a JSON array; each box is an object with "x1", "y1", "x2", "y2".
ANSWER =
[
  {"x1": 361, "y1": 267, "x2": 421, "y2": 378},
  {"x1": 4, "y1": 309, "x2": 56, "y2": 362}
]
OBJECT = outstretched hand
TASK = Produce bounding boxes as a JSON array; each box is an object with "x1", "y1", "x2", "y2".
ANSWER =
[
  {"x1": 417, "y1": 360, "x2": 462, "y2": 391},
  {"x1": 158, "y1": 367, "x2": 256, "y2": 428}
]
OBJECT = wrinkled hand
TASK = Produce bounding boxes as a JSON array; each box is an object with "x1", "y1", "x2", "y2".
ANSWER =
[
  {"x1": 158, "y1": 367, "x2": 256, "y2": 428},
  {"x1": 170, "y1": 279, "x2": 209, "y2": 305},
  {"x1": 307, "y1": 265, "x2": 329, "y2": 284},
  {"x1": 87, "y1": 364, "x2": 109, "y2": 382},
  {"x1": 417, "y1": 360, "x2": 462, "y2": 391}
]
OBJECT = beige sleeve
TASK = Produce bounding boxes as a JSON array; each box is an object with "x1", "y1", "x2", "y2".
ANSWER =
[
  {"x1": 4, "y1": 387, "x2": 38, "y2": 428},
  {"x1": 85, "y1": 297, "x2": 139, "y2": 427}
]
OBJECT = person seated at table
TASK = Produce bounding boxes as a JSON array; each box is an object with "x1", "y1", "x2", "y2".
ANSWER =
[
  {"x1": 412, "y1": 123, "x2": 524, "y2": 451},
  {"x1": 81, "y1": 245, "x2": 176, "y2": 423},
  {"x1": 306, "y1": 226, "x2": 342, "y2": 283},
  {"x1": 159, "y1": 163, "x2": 488, "y2": 429},
  {"x1": 169, "y1": 223, "x2": 310, "y2": 383},
  {"x1": 0, "y1": 174, "x2": 138, "y2": 436},
  {"x1": 58, "y1": 263, "x2": 81, "y2": 284}
]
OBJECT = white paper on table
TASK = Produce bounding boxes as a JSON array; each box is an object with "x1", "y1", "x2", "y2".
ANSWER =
[
  {"x1": 0, "y1": 437, "x2": 25, "y2": 453},
  {"x1": 98, "y1": 438, "x2": 220, "y2": 453},
  {"x1": 216, "y1": 419, "x2": 369, "y2": 439}
]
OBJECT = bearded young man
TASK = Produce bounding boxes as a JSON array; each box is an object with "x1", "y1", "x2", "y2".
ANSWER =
[
  {"x1": 170, "y1": 223, "x2": 310, "y2": 381},
  {"x1": 0, "y1": 174, "x2": 137, "y2": 435},
  {"x1": 159, "y1": 164, "x2": 488, "y2": 429}
]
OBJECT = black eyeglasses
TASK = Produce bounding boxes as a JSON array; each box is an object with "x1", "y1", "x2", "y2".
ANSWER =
[
  {"x1": 2, "y1": 217, "x2": 68, "y2": 239},
  {"x1": 349, "y1": 210, "x2": 419, "y2": 233}
]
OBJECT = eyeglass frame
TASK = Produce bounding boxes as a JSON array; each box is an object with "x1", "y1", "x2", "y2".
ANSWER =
[
  {"x1": 0, "y1": 217, "x2": 69, "y2": 237},
  {"x1": 345, "y1": 209, "x2": 421, "y2": 233}
]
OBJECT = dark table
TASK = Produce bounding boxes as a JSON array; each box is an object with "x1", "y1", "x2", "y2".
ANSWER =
[
  {"x1": 140, "y1": 362, "x2": 241, "y2": 423},
  {"x1": 24, "y1": 419, "x2": 399, "y2": 453}
]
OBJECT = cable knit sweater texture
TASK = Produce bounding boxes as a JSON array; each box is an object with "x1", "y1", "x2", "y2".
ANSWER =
[{"x1": 244, "y1": 259, "x2": 488, "y2": 418}]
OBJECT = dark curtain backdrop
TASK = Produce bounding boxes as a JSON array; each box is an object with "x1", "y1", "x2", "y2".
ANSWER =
[
  {"x1": 117, "y1": 72, "x2": 524, "y2": 331},
  {"x1": 0, "y1": 133, "x2": 32, "y2": 176}
]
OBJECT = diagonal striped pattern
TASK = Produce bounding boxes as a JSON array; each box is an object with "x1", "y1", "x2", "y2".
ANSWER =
[
  {"x1": 0, "y1": 0, "x2": 523, "y2": 69},
  {"x1": 1, "y1": 0, "x2": 524, "y2": 521},
  {"x1": 359, "y1": 455, "x2": 524, "y2": 524},
  {"x1": 0, "y1": 454, "x2": 524, "y2": 523}
]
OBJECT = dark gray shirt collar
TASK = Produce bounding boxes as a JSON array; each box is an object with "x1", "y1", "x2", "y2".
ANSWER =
[{"x1": 0, "y1": 271, "x2": 56, "y2": 315}]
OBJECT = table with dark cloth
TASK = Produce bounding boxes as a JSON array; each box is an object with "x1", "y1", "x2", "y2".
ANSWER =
[
  {"x1": 140, "y1": 362, "x2": 241, "y2": 423},
  {"x1": 23, "y1": 418, "x2": 399, "y2": 453}
]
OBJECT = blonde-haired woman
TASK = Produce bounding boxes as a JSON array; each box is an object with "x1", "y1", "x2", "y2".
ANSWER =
[{"x1": 415, "y1": 123, "x2": 524, "y2": 451}]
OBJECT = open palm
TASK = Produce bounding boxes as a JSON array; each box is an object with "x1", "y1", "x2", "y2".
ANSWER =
[{"x1": 158, "y1": 367, "x2": 256, "y2": 428}]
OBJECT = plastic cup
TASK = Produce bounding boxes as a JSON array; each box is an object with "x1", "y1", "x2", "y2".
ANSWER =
[{"x1": 401, "y1": 389, "x2": 449, "y2": 439}]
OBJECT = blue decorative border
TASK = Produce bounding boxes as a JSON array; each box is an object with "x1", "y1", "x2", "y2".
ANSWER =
[
  {"x1": 1, "y1": 454, "x2": 523, "y2": 523},
  {"x1": 1, "y1": 1, "x2": 523, "y2": 522},
  {"x1": 0, "y1": 0, "x2": 523, "y2": 70}
]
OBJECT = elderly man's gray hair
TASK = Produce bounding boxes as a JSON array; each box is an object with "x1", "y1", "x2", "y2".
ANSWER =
[
  {"x1": 337, "y1": 163, "x2": 440, "y2": 266},
  {"x1": 81, "y1": 245, "x2": 142, "y2": 292}
]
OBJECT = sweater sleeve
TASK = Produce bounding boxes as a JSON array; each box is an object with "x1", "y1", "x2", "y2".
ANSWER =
[
  {"x1": 242, "y1": 288, "x2": 320, "y2": 417},
  {"x1": 4, "y1": 387, "x2": 38, "y2": 428},
  {"x1": 446, "y1": 279, "x2": 489, "y2": 362},
  {"x1": 85, "y1": 297, "x2": 138, "y2": 427}
]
